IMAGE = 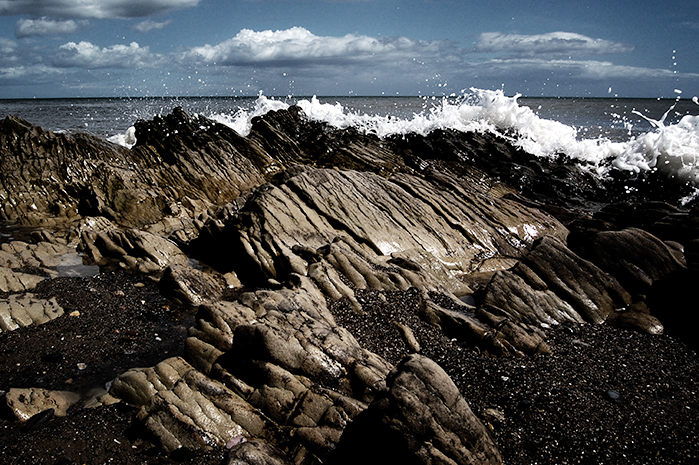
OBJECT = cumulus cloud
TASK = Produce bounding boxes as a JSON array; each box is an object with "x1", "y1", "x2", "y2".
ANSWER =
[
  {"x1": 130, "y1": 19, "x2": 172, "y2": 33},
  {"x1": 182, "y1": 27, "x2": 446, "y2": 66},
  {"x1": 15, "y1": 17, "x2": 89, "y2": 38},
  {"x1": 54, "y1": 41, "x2": 163, "y2": 68},
  {"x1": 475, "y1": 32, "x2": 634, "y2": 57},
  {"x1": 0, "y1": 0, "x2": 200, "y2": 19}
]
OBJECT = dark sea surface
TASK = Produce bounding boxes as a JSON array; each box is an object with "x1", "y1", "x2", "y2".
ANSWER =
[{"x1": 1, "y1": 94, "x2": 697, "y2": 138}]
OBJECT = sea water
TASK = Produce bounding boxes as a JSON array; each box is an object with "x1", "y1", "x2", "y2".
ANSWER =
[{"x1": 2, "y1": 89, "x2": 699, "y2": 200}]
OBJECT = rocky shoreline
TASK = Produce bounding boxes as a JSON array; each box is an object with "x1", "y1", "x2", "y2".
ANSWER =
[{"x1": 1, "y1": 107, "x2": 697, "y2": 464}]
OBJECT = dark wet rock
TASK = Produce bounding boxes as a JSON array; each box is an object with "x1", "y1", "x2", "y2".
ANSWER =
[
  {"x1": 328, "y1": 354, "x2": 503, "y2": 465},
  {"x1": 22, "y1": 408, "x2": 55, "y2": 431},
  {"x1": 393, "y1": 128, "x2": 614, "y2": 212},
  {"x1": 604, "y1": 389, "x2": 622, "y2": 403},
  {"x1": 607, "y1": 305, "x2": 664, "y2": 335},
  {"x1": 647, "y1": 268, "x2": 699, "y2": 351},
  {"x1": 568, "y1": 227, "x2": 685, "y2": 296}
]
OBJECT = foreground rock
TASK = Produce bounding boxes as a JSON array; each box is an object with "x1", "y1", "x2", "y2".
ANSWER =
[
  {"x1": 328, "y1": 355, "x2": 502, "y2": 465},
  {"x1": 1, "y1": 106, "x2": 698, "y2": 464},
  {"x1": 6, "y1": 387, "x2": 80, "y2": 421}
]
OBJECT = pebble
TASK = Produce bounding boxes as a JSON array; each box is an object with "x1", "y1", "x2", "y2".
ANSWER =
[{"x1": 604, "y1": 389, "x2": 622, "y2": 403}]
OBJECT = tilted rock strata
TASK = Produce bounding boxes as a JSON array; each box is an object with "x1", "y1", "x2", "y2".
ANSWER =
[
  {"x1": 0, "y1": 294, "x2": 63, "y2": 332},
  {"x1": 2, "y1": 106, "x2": 696, "y2": 463},
  {"x1": 328, "y1": 355, "x2": 502, "y2": 465}
]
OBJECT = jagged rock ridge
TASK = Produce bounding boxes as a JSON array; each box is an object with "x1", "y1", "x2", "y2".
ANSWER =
[{"x1": 1, "y1": 106, "x2": 697, "y2": 464}]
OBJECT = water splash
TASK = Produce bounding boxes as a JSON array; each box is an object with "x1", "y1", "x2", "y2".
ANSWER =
[{"x1": 107, "y1": 88, "x2": 699, "y2": 198}]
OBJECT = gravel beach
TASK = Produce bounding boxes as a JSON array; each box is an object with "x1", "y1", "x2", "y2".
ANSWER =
[{"x1": 1, "y1": 275, "x2": 697, "y2": 465}]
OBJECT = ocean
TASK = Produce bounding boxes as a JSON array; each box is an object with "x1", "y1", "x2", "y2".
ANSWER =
[{"x1": 2, "y1": 89, "x2": 699, "y2": 201}]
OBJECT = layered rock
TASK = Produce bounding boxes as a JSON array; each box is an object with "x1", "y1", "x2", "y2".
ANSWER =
[
  {"x1": 328, "y1": 355, "x2": 502, "y2": 465},
  {"x1": 0, "y1": 294, "x2": 63, "y2": 332},
  {"x1": 0, "y1": 111, "x2": 264, "y2": 229},
  {"x1": 2, "y1": 105, "x2": 696, "y2": 464}
]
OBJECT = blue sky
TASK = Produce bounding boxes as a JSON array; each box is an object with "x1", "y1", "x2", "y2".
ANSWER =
[{"x1": 0, "y1": 0, "x2": 697, "y2": 98}]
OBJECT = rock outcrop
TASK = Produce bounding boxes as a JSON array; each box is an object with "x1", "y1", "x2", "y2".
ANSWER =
[
  {"x1": 328, "y1": 355, "x2": 502, "y2": 465},
  {"x1": 2, "y1": 105, "x2": 696, "y2": 463}
]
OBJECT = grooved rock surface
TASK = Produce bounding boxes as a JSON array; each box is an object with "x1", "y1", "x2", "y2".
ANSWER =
[
  {"x1": 0, "y1": 293, "x2": 63, "y2": 332},
  {"x1": 328, "y1": 354, "x2": 503, "y2": 465},
  {"x1": 1, "y1": 106, "x2": 698, "y2": 465}
]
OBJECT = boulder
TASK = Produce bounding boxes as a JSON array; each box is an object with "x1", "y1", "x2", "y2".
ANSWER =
[
  {"x1": 328, "y1": 354, "x2": 502, "y2": 465},
  {"x1": 0, "y1": 110, "x2": 264, "y2": 229},
  {"x1": 569, "y1": 227, "x2": 686, "y2": 296},
  {"x1": 0, "y1": 240, "x2": 74, "y2": 271},
  {"x1": 225, "y1": 440, "x2": 292, "y2": 465},
  {"x1": 0, "y1": 267, "x2": 45, "y2": 293},
  {"x1": 158, "y1": 264, "x2": 227, "y2": 307},
  {"x1": 109, "y1": 356, "x2": 195, "y2": 406},
  {"x1": 196, "y1": 166, "x2": 566, "y2": 291},
  {"x1": 80, "y1": 227, "x2": 188, "y2": 273},
  {"x1": 5, "y1": 387, "x2": 80, "y2": 421},
  {"x1": 482, "y1": 267, "x2": 584, "y2": 328},
  {"x1": 136, "y1": 369, "x2": 275, "y2": 452},
  {"x1": 521, "y1": 236, "x2": 632, "y2": 324}
]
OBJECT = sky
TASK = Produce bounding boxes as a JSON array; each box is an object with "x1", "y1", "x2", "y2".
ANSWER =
[{"x1": 0, "y1": 0, "x2": 697, "y2": 99}]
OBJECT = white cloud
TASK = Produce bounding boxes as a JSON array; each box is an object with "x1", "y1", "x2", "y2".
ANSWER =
[
  {"x1": 0, "y1": 63, "x2": 67, "y2": 83},
  {"x1": 54, "y1": 41, "x2": 163, "y2": 68},
  {"x1": 182, "y1": 27, "x2": 446, "y2": 66},
  {"x1": 0, "y1": 37, "x2": 17, "y2": 56},
  {"x1": 0, "y1": 0, "x2": 200, "y2": 19},
  {"x1": 474, "y1": 58, "x2": 691, "y2": 81},
  {"x1": 475, "y1": 32, "x2": 634, "y2": 57},
  {"x1": 15, "y1": 17, "x2": 89, "y2": 38},
  {"x1": 130, "y1": 19, "x2": 172, "y2": 33}
]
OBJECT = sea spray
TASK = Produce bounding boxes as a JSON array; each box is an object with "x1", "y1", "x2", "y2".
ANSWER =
[{"x1": 104, "y1": 89, "x2": 699, "y2": 198}]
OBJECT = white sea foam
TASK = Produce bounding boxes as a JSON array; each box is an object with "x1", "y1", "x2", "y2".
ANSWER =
[
  {"x1": 107, "y1": 125, "x2": 137, "y2": 148},
  {"x1": 209, "y1": 93, "x2": 289, "y2": 136},
  {"x1": 290, "y1": 88, "x2": 699, "y2": 194},
  {"x1": 107, "y1": 88, "x2": 699, "y2": 199}
]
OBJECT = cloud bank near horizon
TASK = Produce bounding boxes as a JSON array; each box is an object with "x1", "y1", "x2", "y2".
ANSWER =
[
  {"x1": 0, "y1": 21, "x2": 695, "y2": 97},
  {"x1": 0, "y1": 0, "x2": 200, "y2": 19}
]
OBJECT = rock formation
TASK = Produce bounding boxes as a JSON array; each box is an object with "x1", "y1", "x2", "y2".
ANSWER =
[{"x1": 1, "y1": 105, "x2": 697, "y2": 463}]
